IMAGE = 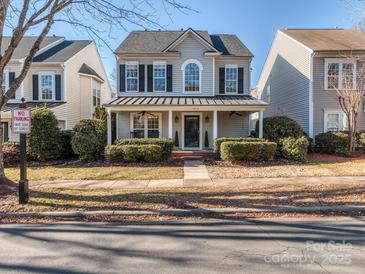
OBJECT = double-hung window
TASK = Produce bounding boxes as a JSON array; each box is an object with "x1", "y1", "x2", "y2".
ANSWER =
[
  {"x1": 93, "y1": 88, "x2": 101, "y2": 107},
  {"x1": 324, "y1": 110, "x2": 347, "y2": 132},
  {"x1": 131, "y1": 113, "x2": 161, "y2": 138},
  {"x1": 182, "y1": 59, "x2": 202, "y2": 93},
  {"x1": 126, "y1": 61, "x2": 138, "y2": 92},
  {"x1": 1, "y1": 71, "x2": 7, "y2": 92},
  {"x1": 153, "y1": 62, "x2": 166, "y2": 92},
  {"x1": 39, "y1": 72, "x2": 54, "y2": 100},
  {"x1": 325, "y1": 59, "x2": 356, "y2": 90},
  {"x1": 225, "y1": 65, "x2": 238, "y2": 94}
]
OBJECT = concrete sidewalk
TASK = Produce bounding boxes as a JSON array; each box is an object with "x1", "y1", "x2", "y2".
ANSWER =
[{"x1": 30, "y1": 175, "x2": 365, "y2": 189}]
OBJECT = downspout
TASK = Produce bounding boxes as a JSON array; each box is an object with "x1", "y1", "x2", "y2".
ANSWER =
[{"x1": 309, "y1": 51, "x2": 315, "y2": 139}]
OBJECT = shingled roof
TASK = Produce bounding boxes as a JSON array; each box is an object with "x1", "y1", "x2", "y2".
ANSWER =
[
  {"x1": 1, "y1": 36, "x2": 92, "y2": 62},
  {"x1": 115, "y1": 29, "x2": 253, "y2": 57},
  {"x1": 280, "y1": 29, "x2": 365, "y2": 51},
  {"x1": 78, "y1": 63, "x2": 104, "y2": 82}
]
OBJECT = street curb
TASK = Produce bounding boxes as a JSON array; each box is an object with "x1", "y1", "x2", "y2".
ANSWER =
[{"x1": 1, "y1": 205, "x2": 365, "y2": 218}]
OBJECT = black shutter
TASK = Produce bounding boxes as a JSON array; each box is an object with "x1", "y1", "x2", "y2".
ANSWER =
[
  {"x1": 139, "y1": 65, "x2": 145, "y2": 92},
  {"x1": 238, "y1": 67, "x2": 244, "y2": 94},
  {"x1": 167, "y1": 64, "x2": 172, "y2": 92},
  {"x1": 55, "y1": 74, "x2": 62, "y2": 100},
  {"x1": 119, "y1": 65, "x2": 125, "y2": 92},
  {"x1": 219, "y1": 68, "x2": 225, "y2": 94},
  {"x1": 147, "y1": 64, "x2": 153, "y2": 92},
  {"x1": 9, "y1": 72, "x2": 15, "y2": 99},
  {"x1": 32, "y1": 74, "x2": 39, "y2": 100}
]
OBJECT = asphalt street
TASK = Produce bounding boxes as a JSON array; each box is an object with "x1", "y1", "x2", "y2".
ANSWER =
[{"x1": 0, "y1": 217, "x2": 364, "y2": 273}]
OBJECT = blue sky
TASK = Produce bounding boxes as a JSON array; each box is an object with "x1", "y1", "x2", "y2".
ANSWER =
[{"x1": 13, "y1": 0, "x2": 364, "y2": 88}]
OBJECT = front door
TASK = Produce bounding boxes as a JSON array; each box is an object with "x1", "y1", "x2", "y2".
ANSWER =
[{"x1": 184, "y1": 115, "x2": 200, "y2": 148}]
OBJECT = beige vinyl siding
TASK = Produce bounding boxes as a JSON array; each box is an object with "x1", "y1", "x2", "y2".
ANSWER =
[
  {"x1": 214, "y1": 59, "x2": 250, "y2": 95},
  {"x1": 312, "y1": 57, "x2": 365, "y2": 136},
  {"x1": 257, "y1": 31, "x2": 311, "y2": 133},
  {"x1": 217, "y1": 111, "x2": 250, "y2": 137}
]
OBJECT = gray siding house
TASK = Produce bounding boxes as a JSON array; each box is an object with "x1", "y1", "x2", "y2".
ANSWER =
[
  {"x1": 257, "y1": 28, "x2": 365, "y2": 138},
  {"x1": 104, "y1": 28, "x2": 266, "y2": 150}
]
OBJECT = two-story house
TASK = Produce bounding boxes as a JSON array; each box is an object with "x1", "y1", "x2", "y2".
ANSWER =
[
  {"x1": 257, "y1": 28, "x2": 365, "y2": 138},
  {"x1": 1, "y1": 36, "x2": 112, "y2": 141},
  {"x1": 104, "y1": 28, "x2": 266, "y2": 150}
]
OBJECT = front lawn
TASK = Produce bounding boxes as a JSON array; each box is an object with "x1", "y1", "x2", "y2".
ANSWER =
[
  {"x1": 206, "y1": 158, "x2": 365, "y2": 178},
  {"x1": 1, "y1": 182, "x2": 364, "y2": 213},
  {"x1": 5, "y1": 162, "x2": 184, "y2": 181}
]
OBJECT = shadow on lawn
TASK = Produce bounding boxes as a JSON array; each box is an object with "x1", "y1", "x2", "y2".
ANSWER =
[{"x1": 26, "y1": 185, "x2": 365, "y2": 212}]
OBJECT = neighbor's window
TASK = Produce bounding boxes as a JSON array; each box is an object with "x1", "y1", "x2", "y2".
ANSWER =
[
  {"x1": 266, "y1": 85, "x2": 271, "y2": 104},
  {"x1": 183, "y1": 61, "x2": 201, "y2": 92},
  {"x1": 126, "y1": 62, "x2": 138, "y2": 92},
  {"x1": 325, "y1": 60, "x2": 356, "y2": 90},
  {"x1": 153, "y1": 62, "x2": 166, "y2": 92},
  {"x1": 1, "y1": 72, "x2": 7, "y2": 91},
  {"x1": 92, "y1": 88, "x2": 101, "y2": 107},
  {"x1": 324, "y1": 111, "x2": 347, "y2": 132},
  {"x1": 225, "y1": 65, "x2": 238, "y2": 94},
  {"x1": 131, "y1": 113, "x2": 161, "y2": 138},
  {"x1": 40, "y1": 73, "x2": 54, "y2": 100}
]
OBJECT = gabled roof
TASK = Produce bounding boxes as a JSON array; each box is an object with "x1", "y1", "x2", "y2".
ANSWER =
[
  {"x1": 1, "y1": 36, "x2": 92, "y2": 62},
  {"x1": 1, "y1": 36, "x2": 63, "y2": 59},
  {"x1": 115, "y1": 28, "x2": 253, "y2": 57},
  {"x1": 280, "y1": 29, "x2": 365, "y2": 51},
  {"x1": 78, "y1": 63, "x2": 104, "y2": 82}
]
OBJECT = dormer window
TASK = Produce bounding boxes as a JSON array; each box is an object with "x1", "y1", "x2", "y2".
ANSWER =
[
  {"x1": 39, "y1": 72, "x2": 55, "y2": 100},
  {"x1": 182, "y1": 59, "x2": 202, "y2": 93},
  {"x1": 126, "y1": 61, "x2": 138, "y2": 92}
]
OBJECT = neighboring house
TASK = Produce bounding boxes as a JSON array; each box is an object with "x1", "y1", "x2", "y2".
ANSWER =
[
  {"x1": 104, "y1": 28, "x2": 266, "y2": 150},
  {"x1": 257, "y1": 28, "x2": 365, "y2": 138},
  {"x1": 1, "y1": 36, "x2": 112, "y2": 141}
]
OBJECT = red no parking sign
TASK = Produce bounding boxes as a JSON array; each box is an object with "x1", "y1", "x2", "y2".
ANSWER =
[{"x1": 12, "y1": 108, "x2": 31, "y2": 134}]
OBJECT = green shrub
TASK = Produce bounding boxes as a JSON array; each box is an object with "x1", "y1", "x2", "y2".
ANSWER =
[
  {"x1": 220, "y1": 141, "x2": 277, "y2": 162},
  {"x1": 214, "y1": 137, "x2": 264, "y2": 154},
  {"x1": 28, "y1": 107, "x2": 60, "y2": 161},
  {"x1": 121, "y1": 145, "x2": 141, "y2": 162},
  {"x1": 281, "y1": 136, "x2": 309, "y2": 161},
  {"x1": 104, "y1": 145, "x2": 124, "y2": 163},
  {"x1": 359, "y1": 131, "x2": 365, "y2": 146},
  {"x1": 2, "y1": 142, "x2": 20, "y2": 166},
  {"x1": 71, "y1": 119, "x2": 106, "y2": 162},
  {"x1": 138, "y1": 144, "x2": 163, "y2": 163},
  {"x1": 315, "y1": 131, "x2": 348, "y2": 154},
  {"x1": 58, "y1": 130, "x2": 76, "y2": 159},
  {"x1": 115, "y1": 138, "x2": 173, "y2": 159}
]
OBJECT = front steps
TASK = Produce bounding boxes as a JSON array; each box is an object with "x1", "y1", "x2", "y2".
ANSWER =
[{"x1": 172, "y1": 150, "x2": 215, "y2": 160}]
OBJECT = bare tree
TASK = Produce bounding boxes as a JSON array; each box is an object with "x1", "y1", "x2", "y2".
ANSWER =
[
  {"x1": 0, "y1": 0, "x2": 192, "y2": 187},
  {"x1": 327, "y1": 55, "x2": 365, "y2": 152}
]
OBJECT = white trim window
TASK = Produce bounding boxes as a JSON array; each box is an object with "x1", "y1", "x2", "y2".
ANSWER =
[
  {"x1": 225, "y1": 64, "x2": 238, "y2": 94},
  {"x1": 92, "y1": 87, "x2": 101, "y2": 107},
  {"x1": 1, "y1": 70, "x2": 8, "y2": 92},
  {"x1": 266, "y1": 85, "x2": 271, "y2": 104},
  {"x1": 153, "y1": 61, "x2": 166, "y2": 92},
  {"x1": 130, "y1": 112, "x2": 162, "y2": 138},
  {"x1": 125, "y1": 61, "x2": 138, "y2": 92},
  {"x1": 182, "y1": 59, "x2": 202, "y2": 93},
  {"x1": 324, "y1": 110, "x2": 347, "y2": 132},
  {"x1": 325, "y1": 59, "x2": 356, "y2": 90},
  {"x1": 39, "y1": 72, "x2": 55, "y2": 100}
]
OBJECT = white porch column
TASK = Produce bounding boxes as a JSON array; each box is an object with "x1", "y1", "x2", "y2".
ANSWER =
[
  {"x1": 213, "y1": 110, "x2": 218, "y2": 140},
  {"x1": 107, "y1": 109, "x2": 112, "y2": 145},
  {"x1": 259, "y1": 110, "x2": 264, "y2": 139},
  {"x1": 168, "y1": 110, "x2": 173, "y2": 139}
]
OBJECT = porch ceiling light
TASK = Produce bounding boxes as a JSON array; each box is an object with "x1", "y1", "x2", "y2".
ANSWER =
[
  {"x1": 205, "y1": 116, "x2": 210, "y2": 123},
  {"x1": 175, "y1": 116, "x2": 179, "y2": 123}
]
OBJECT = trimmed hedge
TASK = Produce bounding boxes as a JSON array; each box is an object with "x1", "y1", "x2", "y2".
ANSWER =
[
  {"x1": 359, "y1": 132, "x2": 365, "y2": 147},
  {"x1": 138, "y1": 144, "x2": 163, "y2": 163},
  {"x1": 315, "y1": 131, "x2": 348, "y2": 154},
  {"x1": 104, "y1": 145, "x2": 124, "y2": 163},
  {"x1": 221, "y1": 141, "x2": 277, "y2": 162},
  {"x1": 115, "y1": 138, "x2": 173, "y2": 159},
  {"x1": 282, "y1": 136, "x2": 309, "y2": 161},
  {"x1": 214, "y1": 137, "x2": 264, "y2": 154},
  {"x1": 2, "y1": 142, "x2": 20, "y2": 166},
  {"x1": 71, "y1": 119, "x2": 107, "y2": 162}
]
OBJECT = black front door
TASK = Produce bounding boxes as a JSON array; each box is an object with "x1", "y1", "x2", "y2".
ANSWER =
[{"x1": 184, "y1": 115, "x2": 200, "y2": 148}]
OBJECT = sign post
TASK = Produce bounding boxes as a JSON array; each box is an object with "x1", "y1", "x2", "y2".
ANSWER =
[{"x1": 12, "y1": 98, "x2": 31, "y2": 204}]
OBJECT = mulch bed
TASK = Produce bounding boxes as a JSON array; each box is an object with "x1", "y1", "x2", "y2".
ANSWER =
[{"x1": 307, "y1": 153, "x2": 365, "y2": 163}]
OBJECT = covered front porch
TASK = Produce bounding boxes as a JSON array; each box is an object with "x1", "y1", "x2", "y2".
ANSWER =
[{"x1": 105, "y1": 96, "x2": 266, "y2": 150}]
